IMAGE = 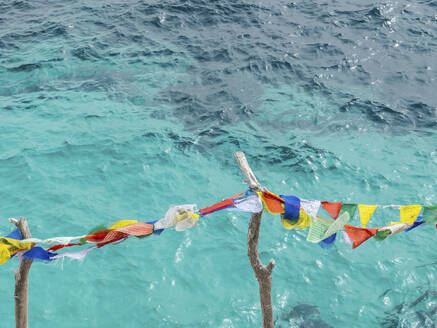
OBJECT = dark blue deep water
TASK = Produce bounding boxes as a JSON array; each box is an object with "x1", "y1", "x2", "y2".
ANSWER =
[{"x1": 0, "y1": 0, "x2": 437, "y2": 327}]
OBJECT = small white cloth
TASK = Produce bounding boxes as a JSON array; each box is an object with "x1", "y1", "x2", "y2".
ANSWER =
[
  {"x1": 300, "y1": 199, "x2": 321, "y2": 218},
  {"x1": 154, "y1": 204, "x2": 198, "y2": 231},
  {"x1": 233, "y1": 195, "x2": 263, "y2": 213},
  {"x1": 175, "y1": 217, "x2": 198, "y2": 231},
  {"x1": 22, "y1": 236, "x2": 86, "y2": 245},
  {"x1": 379, "y1": 223, "x2": 410, "y2": 235},
  {"x1": 51, "y1": 247, "x2": 96, "y2": 261}
]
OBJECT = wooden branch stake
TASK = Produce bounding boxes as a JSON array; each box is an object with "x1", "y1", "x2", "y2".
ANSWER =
[
  {"x1": 234, "y1": 152, "x2": 275, "y2": 328},
  {"x1": 9, "y1": 217, "x2": 32, "y2": 328}
]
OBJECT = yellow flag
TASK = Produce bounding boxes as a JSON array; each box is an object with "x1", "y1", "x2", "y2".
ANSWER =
[
  {"x1": 297, "y1": 209, "x2": 311, "y2": 229},
  {"x1": 358, "y1": 205, "x2": 378, "y2": 227},
  {"x1": 281, "y1": 208, "x2": 311, "y2": 230},
  {"x1": 110, "y1": 220, "x2": 138, "y2": 230},
  {"x1": 281, "y1": 218, "x2": 298, "y2": 230},
  {"x1": 0, "y1": 245, "x2": 11, "y2": 266},
  {"x1": 400, "y1": 205, "x2": 422, "y2": 225},
  {"x1": 0, "y1": 237, "x2": 34, "y2": 266},
  {"x1": 0, "y1": 237, "x2": 33, "y2": 251}
]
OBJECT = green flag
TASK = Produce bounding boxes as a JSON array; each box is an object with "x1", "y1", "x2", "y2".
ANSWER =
[{"x1": 307, "y1": 217, "x2": 331, "y2": 243}]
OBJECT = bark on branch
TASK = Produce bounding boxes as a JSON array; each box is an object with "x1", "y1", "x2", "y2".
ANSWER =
[
  {"x1": 234, "y1": 151, "x2": 275, "y2": 328},
  {"x1": 9, "y1": 217, "x2": 32, "y2": 328}
]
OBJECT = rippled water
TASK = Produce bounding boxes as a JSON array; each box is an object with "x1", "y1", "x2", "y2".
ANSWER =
[{"x1": 0, "y1": 0, "x2": 436, "y2": 327}]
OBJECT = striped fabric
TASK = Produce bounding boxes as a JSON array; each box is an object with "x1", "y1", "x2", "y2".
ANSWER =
[
  {"x1": 85, "y1": 229, "x2": 113, "y2": 243},
  {"x1": 100, "y1": 231, "x2": 128, "y2": 247},
  {"x1": 86, "y1": 223, "x2": 154, "y2": 248},
  {"x1": 116, "y1": 222, "x2": 154, "y2": 236}
]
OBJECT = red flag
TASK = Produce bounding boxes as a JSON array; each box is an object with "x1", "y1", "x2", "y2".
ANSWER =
[
  {"x1": 198, "y1": 198, "x2": 235, "y2": 215},
  {"x1": 47, "y1": 243, "x2": 81, "y2": 252},
  {"x1": 85, "y1": 229, "x2": 113, "y2": 243},
  {"x1": 99, "y1": 231, "x2": 129, "y2": 248},
  {"x1": 321, "y1": 202, "x2": 342, "y2": 219},
  {"x1": 84, "y1": 223, "x2": 154, "y2": 248},
  {"x1": 344, "y1": 225, "x2": 378, "y2": 249}
]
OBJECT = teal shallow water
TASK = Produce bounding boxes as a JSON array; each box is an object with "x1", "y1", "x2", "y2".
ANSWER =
[{"x1": 1, "y1": 0, "x2": 437, "y2": 327}]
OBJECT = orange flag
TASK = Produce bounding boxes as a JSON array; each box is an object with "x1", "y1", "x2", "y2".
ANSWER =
[
  {"x1": 321, "y1": 202, "x2": 342, "y2": 219},
  {"x1": 344, "y1": 225, "x2": 378, "y2": 249},
  {"x1": 261, "y1": 191, "x2": 284, "y2": 214}
]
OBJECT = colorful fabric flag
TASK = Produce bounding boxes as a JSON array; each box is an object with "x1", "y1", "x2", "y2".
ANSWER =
[
  {"x1": 297, "y1": 209, "x2": 311, "y2": 229},
  {"x1": 154, "y1": 205, "x2": 198, "y2": 230},
  {"x1": 260, "y1": 191, "x2": 284, "y2": 214},
  {"x1": 50, "y1": 247, "x2": 96, "y2": 261},
  {"x1": 87, "y1": 222, "x2": 155, "y2": 248},
  {"x1": 300, "y1": 199, "x2": 321, "y2": 218},
  {"x1": 175, "y1": 213, "x2": 199, "y2": 231},
  {"x1": 374, "y1": 230, "x2": 391, "y2": 241},
  {"x1": 100, "y1": 231, "x2": 128, "y2": 247},
  {"x1": 47, "y1": 243, "x2": 81, "y2": 252},
  {"x1": 282, "y1": 208, "x2": 311, "y2": 230},
  {"x1": 405, "y1": 214, "x2": 425, "y2": 232},
  {"x1": 321, "y1": 202, "x2": 342, "y2": 219},
  {"x1": 0, "y1": 238, "x2": 34, "y2": 253},
  {"x1": 110, "y1": 220, "x2": 138, "y2": 230},
  {"x1": 0, "y1": 246, "x2": 10, "y2": 266},
  {"x1": 307, "y1": 217, "x2": 331, "y2": 243},
  {"x1": 323, "y1": 212, "x2": 350, "y2": 239},
  {"x1": 281, "y1": 195, "x2": 300, "y2": 222},
  {"x1": 85, "y1": 229, "x2": 113, "y2": 243},
  {"x1": 279, "y1": 195, "x2": 301, "y2": 229},
  {"x1": 320, "y1": 233, "x2": 337, "y2": 248},
  {"x1": 339, "y1": 204, "x2": 357, "y2": 218},
  {"x1": 198, "y1": 191, "x2": 247, "y2": 216},
  {"x1": 6, "y1": 228, "x2": 23, "y2": 259},
  {"x1": 232, "y1": 195, "x2": 263, "y2": 213},
  {"x1": 6, "y1": 228, "x2": 22, "y2": 240},
  {"x1": 81, "y1": 225, "x2": 107, "y2": 244},
  {"x1": 405, "y1": 220, "x2": 424, "y2": 232},
  {"x1": 358, "y1": 205, "x2": 378, "y2": 228},
  {"x1": 344, "y1": 226, "x2": 378, "y2": 249},
  {"x1": 146, "y1": 220, "x2": 164, "y2": 235},
  {"x1": 198, "y1": 199, "x2": 233, "y2": 215},
  {"x1": 0, "y1": 237, "x2": 34, "y2": 265},
  {"x1": 22, "y1": 236, "x2": 86, "y2": 245},
  {"x1": 400, "y1": 205, "x2": 422, "y2": 225},
  {"x1": 116, "y1": 222, "x2": 154, "y2": 236},
  {"x1": 379, "y1": 223, "x2": 410, "y2": 235},
  {"x1": 423, "y1": 205, "x2": 437, "y2": 223},
  {"x1": 21, "y1": 247, "x2": 57, "y2": 261}
]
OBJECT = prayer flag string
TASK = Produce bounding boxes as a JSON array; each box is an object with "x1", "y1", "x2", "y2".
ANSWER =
[{"x1": 1, "y1": 189, "x2": 436, "y2": 267}]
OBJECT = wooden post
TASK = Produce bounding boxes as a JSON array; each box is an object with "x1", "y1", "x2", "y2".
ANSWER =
[
  {"x1": 9, "y1": 217, "x2": 32, "y2": 328},
  {"x1": 234, "y1": 152, "x2": 275, "y2": 328}
]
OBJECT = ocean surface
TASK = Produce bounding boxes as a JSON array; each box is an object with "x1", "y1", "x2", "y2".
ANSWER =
[{"x1": 0, "y1": 0, "x2": 436, "y2": 327}]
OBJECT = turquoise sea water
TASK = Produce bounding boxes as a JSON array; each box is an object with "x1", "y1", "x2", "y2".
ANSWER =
[{"x1": 1, "y1": 0, "x2": 437, "y2": 327}]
